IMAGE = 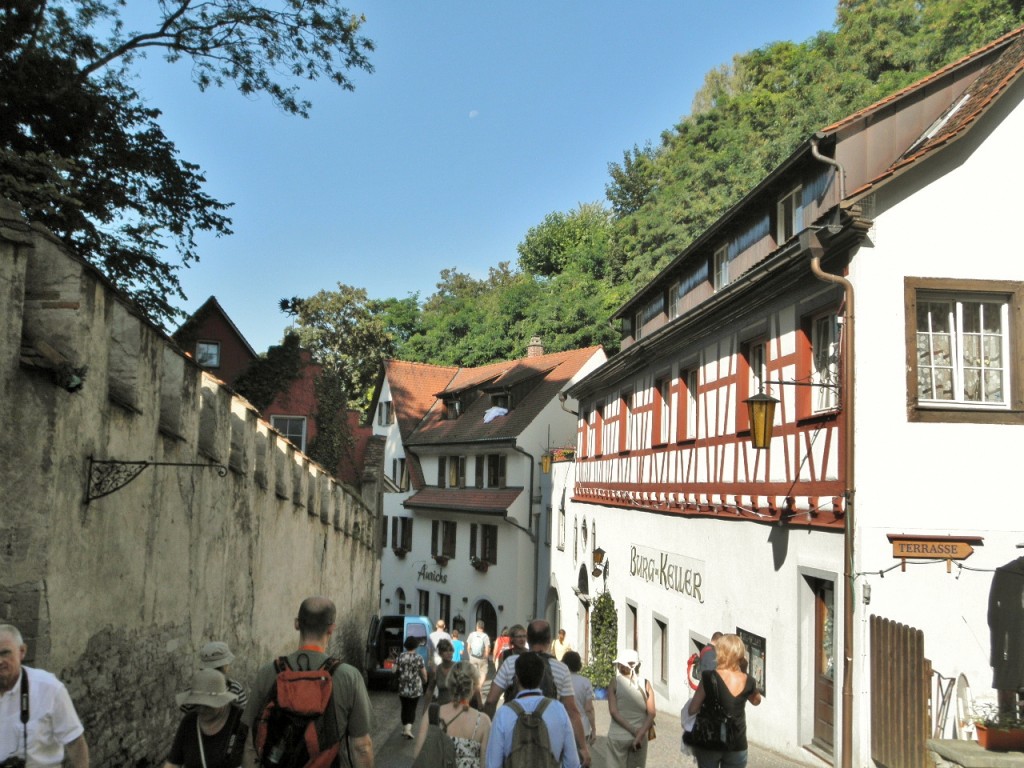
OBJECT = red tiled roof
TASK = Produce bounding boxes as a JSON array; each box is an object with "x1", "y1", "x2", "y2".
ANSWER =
[
  {"x1": 407, "y1": 347, "x2": 602, "y2": 446},
  {"x1": 403, "y1": 487, "x2": 524, "y2": 515}
]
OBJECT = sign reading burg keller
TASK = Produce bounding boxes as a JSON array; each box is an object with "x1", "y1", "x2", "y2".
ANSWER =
[{"x1": 630, "y1": 544, "x2": 705, "y2": 603}]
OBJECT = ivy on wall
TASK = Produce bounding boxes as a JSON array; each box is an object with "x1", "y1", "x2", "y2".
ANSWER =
[
  {"x1": 307, "y1": 368, "x2": 353, "y2": 476},
  {"x1": 233, "y1": 333, "x2": 304, "y2": 412},
  {"x1": 584, "y1": 590, "x2": 618, "y2": 689}
]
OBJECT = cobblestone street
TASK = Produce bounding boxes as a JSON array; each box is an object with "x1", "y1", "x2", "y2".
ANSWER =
[{"x1": 367, "y1": 685, "x2": 818, "y2": 768}]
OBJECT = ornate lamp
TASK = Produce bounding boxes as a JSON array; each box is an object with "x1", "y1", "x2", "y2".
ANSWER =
[{"x1": 744, "y1": 390, "x2": 779, "y2": 450}]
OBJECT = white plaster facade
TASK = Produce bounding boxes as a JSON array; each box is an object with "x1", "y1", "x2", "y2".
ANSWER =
[{"x1": 550, "y1": 35, "x2": 1024, "y2": 768}]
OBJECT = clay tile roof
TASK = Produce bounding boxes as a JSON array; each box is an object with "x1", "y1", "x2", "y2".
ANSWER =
[
  {"x1": 403, "y1": 487, "x2": 524, "y2": 515},
  {"x1": 406, "y1": 346, "x2": 602, "y2": 447}
]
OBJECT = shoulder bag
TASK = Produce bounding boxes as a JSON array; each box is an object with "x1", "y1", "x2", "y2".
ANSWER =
[{"x1": 681, "y1": 671, "x2": 730, "y2": 750}]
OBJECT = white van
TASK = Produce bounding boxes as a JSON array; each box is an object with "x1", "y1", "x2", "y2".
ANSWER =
[{"x1": 364, "y1": 614, "x2": 432, "y2": 688}]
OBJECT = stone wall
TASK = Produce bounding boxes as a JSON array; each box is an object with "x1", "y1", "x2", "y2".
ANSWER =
[{"x1": 0, "y1": 200, "x2": 381, "y2": 766}]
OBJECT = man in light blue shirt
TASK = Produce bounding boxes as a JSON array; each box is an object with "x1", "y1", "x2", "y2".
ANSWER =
[{"x1": 485, "y1": 652, "x2": 580, "y2": 768}]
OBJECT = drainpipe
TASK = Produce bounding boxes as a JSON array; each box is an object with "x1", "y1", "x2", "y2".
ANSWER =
[
  {"x1": 805, "y1": 227, "x2": 855, "y2": 768},
  {"x1": 512, "y1": 444, "x2": 540, "y2": 618}
]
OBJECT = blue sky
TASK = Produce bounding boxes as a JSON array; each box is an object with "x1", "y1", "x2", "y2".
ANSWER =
[{"x1": 133, "y1": 2, "x2": 839, "y2": 352}]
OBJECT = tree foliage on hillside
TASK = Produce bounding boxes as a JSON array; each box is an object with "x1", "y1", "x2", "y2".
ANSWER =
[
  {"x1": 1, "y1": 0, "x2": 374, "y2": 325},
  {"x1": 365, "y1": 0, "x2": 1023, "y2": 378}
]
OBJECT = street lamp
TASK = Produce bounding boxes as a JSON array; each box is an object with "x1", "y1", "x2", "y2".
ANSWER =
[{"x1": 744, "y1": 390, "x2": 779, "y2": 450}]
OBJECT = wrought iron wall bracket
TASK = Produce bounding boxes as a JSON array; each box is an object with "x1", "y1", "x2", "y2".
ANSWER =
[{"x1": 86, "y1": 456, "x2": 227, "y2": 504}]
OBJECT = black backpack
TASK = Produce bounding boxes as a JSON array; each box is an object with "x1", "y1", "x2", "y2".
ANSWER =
[{"x1": 506, "y1": 652, "x2": 559, "y2": 701}]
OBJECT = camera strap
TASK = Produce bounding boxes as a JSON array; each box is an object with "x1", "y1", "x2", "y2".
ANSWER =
[{"x1": 19, "y1": 668, "x2": 29, "y2": 762}]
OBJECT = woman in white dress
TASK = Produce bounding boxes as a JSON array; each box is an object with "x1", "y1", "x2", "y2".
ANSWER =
[
  {"x1": 606, "y1": 649, "x2": 656, "y2": 768},
  {"x1": 414, "y1": 661, "x2": 490, "y2": 768}
]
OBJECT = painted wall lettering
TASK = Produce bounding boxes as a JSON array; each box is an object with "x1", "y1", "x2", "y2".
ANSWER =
[
  {"x1": 630, "y1": 544, "x2": 705, "y2": 603},
  {"x1": 417, "y1": 564, "x2": 448, "y2": 584}
]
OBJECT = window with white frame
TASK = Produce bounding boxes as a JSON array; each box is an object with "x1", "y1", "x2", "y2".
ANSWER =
[
  {"x1": 747, "y1": 341, "x2": 767, "y2": 396},
  {"x1": 655, "y1": 375, "x2": 671, "y2": 444},
  {"x1": 682, "y1": 368, "x2": 698, "y2": 440},
  {"x1": 486, "y1": 454, "x2": 506, "y2": 488},
  {"x1": 777, "y1": 185, "x2": 803, "y2": 243},
  {"x1": 431, "y1": 519, "x2": 457, "y2": 558},
  {"x1": 392, "y1": 458, "x2": 409, "y2": 491},
  {"x1": 271, "y1": 416, "x2": 307, "y2": 452},
  {"x1": 196, "y1": 341, "x2": 221, "y2": 368},
  {"x1": 713, "y1": 245, "x2": 729, "y2": 291},
  {"x1": 667, "y1": 281, "x2": 681, "y2": 320},
  {"x1": 377, "y1": 400, "x2": 395, "y2": 425},
  {"x1": 915, "y1": 293, "x2": 1009, "y2": 407},
  {"x1": 391, "y1": 517, "x2": 413, "y2": 551},
  {"x1": 470, "y1": 523, "x2": 498, "y2": 564},
  {"x1": 812, "y1": 312, "x2": 841, "y2": 412}
]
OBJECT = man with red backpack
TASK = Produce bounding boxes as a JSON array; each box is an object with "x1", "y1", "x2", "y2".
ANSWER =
[{"x1": 243, "y1": 596, "x2": 374, "y2": 768}]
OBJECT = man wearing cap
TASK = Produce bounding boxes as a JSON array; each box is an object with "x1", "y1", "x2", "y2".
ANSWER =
[
  {"x1": 0, "y1": 623, "x2": 89, "y2": 767},
  {"x1": 242, "y1": 596, "x2": 374, "y2": 768},
  {"x1": 164, "y1": 668, "x2": 247, "y2": 768}
]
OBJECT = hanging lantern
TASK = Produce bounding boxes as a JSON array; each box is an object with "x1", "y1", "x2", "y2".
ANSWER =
[{"x1": 744, "y1": 391, "x2": 779, "y2": 450}]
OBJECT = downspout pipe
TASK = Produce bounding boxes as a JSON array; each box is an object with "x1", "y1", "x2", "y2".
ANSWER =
[
  {"x1": 511, "y1": 444, "x2": 540, "y2": 619},
  {"x1": 804, "y1": 228, "x2": 855, "y2": 768}
]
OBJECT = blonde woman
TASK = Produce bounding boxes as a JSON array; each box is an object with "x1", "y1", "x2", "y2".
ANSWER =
[
  {"x1": 687, "y1": 633, "x2": 762, "y2": 768},
  {"x1": 607, "y1": 649, "x2": 656, "y2": 767},
  {"x1": 414, "y1": 661, "x2": 490, "y2": 768}
]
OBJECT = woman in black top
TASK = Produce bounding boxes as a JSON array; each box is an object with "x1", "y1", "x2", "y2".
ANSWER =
[
  {"x1": 687, "y1": 634, "x2": 762, "y2": 768},
  {"x1": 164, "y1": 668, "x2": 247, "y2": 768}
]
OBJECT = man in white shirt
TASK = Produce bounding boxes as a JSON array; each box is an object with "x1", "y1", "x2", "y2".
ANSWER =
[
  {"x1": 465, "y1": 621, "x2": 491, "y2": 685},
  {"x1": 485, "y1": 652, "x2": 580, "y2": 768},
  {"x1": 0, "y1": 624, "x2": 89, "y2": 767},
  {"x1": 428, "y1": 619, "x2": 452, "y2": 667}
]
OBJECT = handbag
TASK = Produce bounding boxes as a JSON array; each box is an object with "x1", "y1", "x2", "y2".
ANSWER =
[
  {"x1": 681, "y1": 672, "x2": 731, "y2": 750},
  {"x1": 647, "y1": 721, "x2": 657, "y2": 740}
]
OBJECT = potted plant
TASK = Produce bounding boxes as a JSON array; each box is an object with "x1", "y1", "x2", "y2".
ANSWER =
[
  {"x1": 392, "y1": 546, "x2": 408, "y2": 559},
  {"x1": 582, "y1": 590, "x2": 617, "y2": 698},
  {"x1": 432, "y1": 553, "x2": 449, "y2": 566},
  {"x1": 470, "y1": 556, "x2": 489, "y2": 573},
  {"x1": 973, "y1": 703, "x2": 1024, "y2": 751}
]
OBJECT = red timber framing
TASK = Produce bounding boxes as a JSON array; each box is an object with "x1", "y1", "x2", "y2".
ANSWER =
[{"x1": 573, "y1": 314, "x2": 846, "y2": 530}]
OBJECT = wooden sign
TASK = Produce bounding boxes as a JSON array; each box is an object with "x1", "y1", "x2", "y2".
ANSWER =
[{"x1": 887, "y1": 534, "x2": 983, "y2": 572}]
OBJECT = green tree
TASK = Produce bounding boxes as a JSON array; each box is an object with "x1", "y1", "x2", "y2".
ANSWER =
[
  {"x1": 517, "y1": 202, "x2": 612, "y2": 279},
  {"x1": 282, "y1": 283, "x2": 409, "y2": 408},
  {"x1": 0, "y1": 1, "x2": 374, "y2": 325}
]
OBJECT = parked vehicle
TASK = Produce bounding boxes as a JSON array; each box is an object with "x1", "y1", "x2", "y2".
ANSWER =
[{"x1": 365, "y1": 614, "x2": 432, "y2": 688}]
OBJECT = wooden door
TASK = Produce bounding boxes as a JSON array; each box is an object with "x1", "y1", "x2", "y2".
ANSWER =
[{"x1": 813, "y1": 580, "x2": 835, "y2": 753}]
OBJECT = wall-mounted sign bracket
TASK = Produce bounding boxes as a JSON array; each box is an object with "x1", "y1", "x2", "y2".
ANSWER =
[{"x1": 86, "y1": 456, "x2": 227, "y2": 504}]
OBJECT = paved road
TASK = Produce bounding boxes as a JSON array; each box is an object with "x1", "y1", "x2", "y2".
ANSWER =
[{"x1": 367, "y1": 685, "x2": 818, "y2": 768}]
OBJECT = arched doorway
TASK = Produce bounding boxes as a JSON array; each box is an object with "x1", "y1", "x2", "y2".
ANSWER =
[{"x1": 475, "y1": 600, "x2": 498, "y2": 640}]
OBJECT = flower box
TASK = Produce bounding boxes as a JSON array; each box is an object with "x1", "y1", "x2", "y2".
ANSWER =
[
  {"x1": 977, "y1": 724, "x2": 1024, "y2": 752},
  {"x1": 432, "y1": 554, "x2": 449, "y2": 566}
]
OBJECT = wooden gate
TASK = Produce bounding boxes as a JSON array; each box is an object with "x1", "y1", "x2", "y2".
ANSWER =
[{"x1": 870, "y1": 615, "x2": 931, "y2": 768}]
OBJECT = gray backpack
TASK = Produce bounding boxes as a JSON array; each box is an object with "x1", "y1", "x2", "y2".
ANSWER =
[
  {"x1": 412, "y1": 704, "x2": 456, "y2": 768},
  {"x1": 504, "y1": 698, "x2": 559, "y2": 768}
]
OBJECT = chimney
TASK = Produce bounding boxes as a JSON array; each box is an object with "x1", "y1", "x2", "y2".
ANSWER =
[{"x1": 527, "y1": 336, "x2": 544, "y2": 358}]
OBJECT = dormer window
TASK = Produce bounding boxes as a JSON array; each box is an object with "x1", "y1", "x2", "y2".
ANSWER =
[
  {"x1": 667, "y1": 281, "x2": 681, "y2": 320},
  {"x1": 491, "y1": 393, "x2": 511, "y2": 409},
  {"x1": 713, "y1": 245, "x2": 730, "y2": 291},
  {"x1": 777, "y1": 186, "x2": 803, "y2": 244},
  {"x1": 444, "y1": 398, "x2": 462, "y2": 419}
]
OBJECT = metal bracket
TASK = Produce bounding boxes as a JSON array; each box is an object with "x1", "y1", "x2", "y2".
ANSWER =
[{"x1": 86, "y1": 456, "x2": 227, "y2": 504}]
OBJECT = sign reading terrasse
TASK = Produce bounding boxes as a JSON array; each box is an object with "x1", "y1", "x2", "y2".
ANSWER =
[
  {"x1": 886, "y1": 534, "x2": 981, "y2": 561},
  {"x1": 630, "y1": 544, "x2": 705, "y2": 603}
]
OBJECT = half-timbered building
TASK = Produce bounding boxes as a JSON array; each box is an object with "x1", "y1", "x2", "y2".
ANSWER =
[{"x1": 550, "y1": 26, "x2": 1024, "y2": 768}]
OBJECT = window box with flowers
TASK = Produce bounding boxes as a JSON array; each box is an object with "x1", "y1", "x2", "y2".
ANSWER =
[
  {"x1": 973, "y1": 704, "x2": 1024, "y2": 751},
  {"x1": 392, "y1": 547, "x2": 408, "y2": 559},
  {"x1": 471, "y1": 556, "x2": 489, "y2": 573},
  {"x1": 432, "y1": 554, "x2": 449, "y2": 566}
]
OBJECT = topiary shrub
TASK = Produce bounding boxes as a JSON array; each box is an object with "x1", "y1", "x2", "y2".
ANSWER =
[{"x1": 583, "y1": 590, "x2": 617, "y2": 689}]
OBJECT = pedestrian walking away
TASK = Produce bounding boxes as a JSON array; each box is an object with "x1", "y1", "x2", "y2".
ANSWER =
[
  {"x1": 484, "y1": 652, "x2": 579, "y2": 768},
  {"x1": 0, "y1": 623, "x2": 90, "y2": 767},
  {"x1": 414, "y1": 661, "x2": 490, "y2": 768},
  {"x1": 466, "y1": 621, "x2": 491, "y2": 687},
  {"x1": 685, "y1": 633, "x2": 761, "y2": 768},
  {"x1": 397, "y1": 634, "x2": 428, "y2": 740},
  {"x1": 484, "y1": 619, "x2": 591, "y2": 767},
  {"x1": 164, "y1": 668, "x2": 247, "y2": 768},
  {"x1": 242, "y1": 595, "x2": 374, "y2": 768},
  {"x1": 451, "y1": 630, "x2": 465, "y2": 663},
  {"x1": 429, "y1": 620, "x2": 452, "y2": 668},
  {"x1": 562, "y1": 652, "x2": 596, "y2": 747},
  {"x1": 607, "y1": 649, "x2": 656, "y2": 768}
]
